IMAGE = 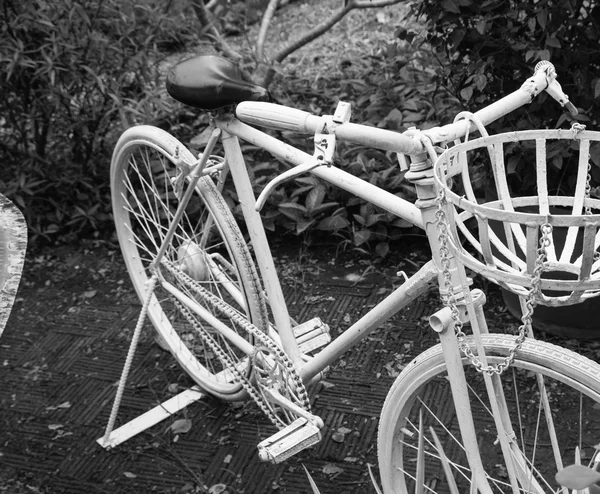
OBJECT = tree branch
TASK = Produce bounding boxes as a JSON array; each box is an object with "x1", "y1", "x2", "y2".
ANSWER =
[
  {"x1": 351, "y1": 0, "x2": 405, "y2": 8},
  {"x1": 256, "y1": 0, "x2": 279, "y2": 62},
  {"x1": 189, "y1": 0, "x2": 243, "y2": 61},
  {"x1": 260, "y1": 0, "x2": 405, "y2": 86},
  {"x1": 261, "y1": 3, "x2": 352, "y2": 86}
]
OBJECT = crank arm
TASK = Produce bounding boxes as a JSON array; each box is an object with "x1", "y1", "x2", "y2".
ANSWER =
[{"x1": 261, "y1": 387, "x2": 324, "y2": 429}]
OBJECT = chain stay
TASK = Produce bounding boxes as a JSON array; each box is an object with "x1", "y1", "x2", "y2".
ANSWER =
[{"x1": 162, "y1": 260, "x2": 311, "y2": 428}]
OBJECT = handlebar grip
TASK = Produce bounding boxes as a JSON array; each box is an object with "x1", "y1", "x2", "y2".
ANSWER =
[{"x1": 236, "y1": 102, "x2": 322, "y2": 133}]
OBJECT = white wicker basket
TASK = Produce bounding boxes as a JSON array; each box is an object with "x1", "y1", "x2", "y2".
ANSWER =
[{"x1": 433, "y1": 128, "x2": 600, "y2": 307}]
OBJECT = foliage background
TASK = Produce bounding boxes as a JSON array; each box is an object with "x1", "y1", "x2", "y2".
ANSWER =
[
  {"x1": 0, "y1": 0, "x2": 197, "y2": 244},
  {"x1": 410, "y1": 0, "x2": 600, "y2": 197},
  {"x1": 1, "y1": 0, "x2": 597, "y2": 252}
]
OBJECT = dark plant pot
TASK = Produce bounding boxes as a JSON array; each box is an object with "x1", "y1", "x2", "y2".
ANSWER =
[
  {"x1": 486, "y1": 205, "x2": 600, "y2": 340},
  {"x1": 501, "y1": 286, "x2": 600, "y2": 341}
]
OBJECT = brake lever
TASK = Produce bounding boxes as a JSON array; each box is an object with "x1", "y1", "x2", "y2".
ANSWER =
[
  {"x1": 254, "y1": 118, "x2": 337, "y2": 212},
  {"x1": 255, "y1": 158, "x2": 326, "y2": 212},
  {"x1": 535, "y1": 61, "x2": 578, "y2": 116}
]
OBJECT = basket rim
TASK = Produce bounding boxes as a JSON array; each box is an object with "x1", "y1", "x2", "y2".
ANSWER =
[
  {"x1": 436, "y1": 128, "x2": 600, "y2": 159},
  {"x1": 433, "y1": 128, "x2": 600, "y2": 227}
]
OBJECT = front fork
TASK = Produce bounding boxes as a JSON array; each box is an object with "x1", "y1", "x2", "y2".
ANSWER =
[{"x1": 407, "y1": 155, "x2": 525, "y2": 494}]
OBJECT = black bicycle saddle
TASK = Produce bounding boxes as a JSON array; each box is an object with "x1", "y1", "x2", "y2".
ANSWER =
[{"x1": 166, "y1": 55, "x2": 271, "y2": 110}]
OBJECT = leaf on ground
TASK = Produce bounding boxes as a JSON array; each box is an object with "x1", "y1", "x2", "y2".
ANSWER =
[
  {"x1": 123, "y1": 472, "x2": 137, "y2": 479},
  {"x1": 48, "y1": 424, "x2": 63, "y2": 430},
  {"x1": 46, "y1": 401, "x2": 71, "y2": 410},
  {"x1": 322, "y1": 463, "x2": 344, "y2": 475},
  {"x1": 208, "y1": 484, "x2": 227, "y2": 494},
  {"x1": 170, "y1": 418, "x2": 192, "y2": 434},
  {"x1": 331, "y1": 432, "x2": 345, "y2": 443},
  {"x1": 344, "y1": 273, "x2": 364, "y2": 283},
  {"x1": 83, "y1": 290, "x2": 97, "y2": 299}
]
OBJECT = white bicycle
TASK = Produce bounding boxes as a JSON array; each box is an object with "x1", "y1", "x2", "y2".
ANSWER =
[{"x1": 105, "y1": 55, "x2": 600, "y2": 493}]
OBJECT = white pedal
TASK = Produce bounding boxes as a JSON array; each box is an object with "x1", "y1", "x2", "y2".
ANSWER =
[
  {"x1": 257, "y1": 417, "x2": 322, "y2": 463},
  {"x1": 293, "y1": 318, "x2": 331, "y2": 354}
]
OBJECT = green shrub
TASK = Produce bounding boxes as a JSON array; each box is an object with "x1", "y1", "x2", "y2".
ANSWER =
[
  {"x1": 0, "y1": 0, "x2": 197, "y2": 245},
  {"x1": 406, "y1": 0, "x2": 600, "y2": 196},
  {"x1": 198, "y1": 39, "x2": 448, "y2": 256}
]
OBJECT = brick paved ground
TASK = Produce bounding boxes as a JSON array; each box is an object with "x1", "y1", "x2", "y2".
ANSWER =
[{"x1": 0, "y1": 240, "x2": 444, "y2": 493}]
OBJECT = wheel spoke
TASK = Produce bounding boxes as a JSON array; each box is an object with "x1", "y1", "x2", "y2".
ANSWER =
[
  {"x1": 378, "y1": 335, "x2": 600, "y2": 494},
  {"x1": 111, "y1": 128, "x2": 268, "y2": 400}
]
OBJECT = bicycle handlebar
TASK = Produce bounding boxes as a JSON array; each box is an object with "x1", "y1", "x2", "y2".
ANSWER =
[
  {"x1": 235, "y1": 102, "x2": 426, "y2": 154},
  {"x1": 236, "y1": 61, "x2": 576, "y2": 156}
]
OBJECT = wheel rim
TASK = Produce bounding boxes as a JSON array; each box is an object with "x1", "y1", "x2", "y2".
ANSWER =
[
  {"x1": 380, "y1": 340, "x2": 600, "y2": 493},
  {"x1": 112, "y1": 139, "x2": 261, "y2": 397}
]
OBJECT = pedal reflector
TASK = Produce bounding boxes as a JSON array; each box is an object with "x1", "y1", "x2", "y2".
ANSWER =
[{"x1": 257, "y1": 417, "x2": 322, "y2": 463}]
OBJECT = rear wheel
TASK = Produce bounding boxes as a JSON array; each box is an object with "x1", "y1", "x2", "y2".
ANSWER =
[
  {"x1": 111, "y1": 125, "x2": 268, "y2": 400},
  {"x1": 378, "y1": 334, "x2": 600, "y2": 493}
]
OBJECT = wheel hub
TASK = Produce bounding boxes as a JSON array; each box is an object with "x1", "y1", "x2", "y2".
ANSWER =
[{"x1": 177, "y1": 240, "x2": 209, "y2": 281}]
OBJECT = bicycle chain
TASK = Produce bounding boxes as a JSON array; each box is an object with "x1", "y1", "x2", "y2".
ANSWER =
[
  {"x1": 161, "y1": 259, "x2": 311, "y2": 427},
  {"x1": 434, "y1": 187, "x2": 551, "y2": 375},
  {"x1": 173, "y1": 297, "x2": 285, "y2": 428}
]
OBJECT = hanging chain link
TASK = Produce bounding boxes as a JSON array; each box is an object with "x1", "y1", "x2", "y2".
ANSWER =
[
  {"x1": 571, "y1": 122, "x2": 600, "y2": 262},
  {"x1": 161, "y1": 259, "x2": 311, "y2": 428},
  {"x1": 571, "y1": 123, "x2": 595, "y2": 216},
  {"x1": 434, "y1": 187, "x2": 552, "y2": 375},
  {"x1": 585, "y1": 158, "x2": 593, "y2": 216}
]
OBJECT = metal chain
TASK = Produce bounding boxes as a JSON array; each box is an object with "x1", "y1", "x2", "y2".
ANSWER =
[
  {"x1": 434, "y1": 188, "x2": 551, "y2": 375},
  {"x1": 173, "y1": 297, "x2": 285, "y2": 428},
  {"x1": 585, "y1": 159, "x2": 593, "y2": 216},
  {"x1": 571, "y1": 122, "x2": 599, "y2": 261},
  {"x1": 161, "y1": 259, "x2": 311, "y2": 425}
]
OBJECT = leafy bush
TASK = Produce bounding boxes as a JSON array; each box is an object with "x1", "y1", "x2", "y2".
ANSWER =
[
  {"x1": 191, "y1": 39, "x2": 452, "y2": 256},
  {"x1": 0, "y1": 0, "x2": 197, "y2": 245},
  {"x1": 406, "y1": 0, "x2": 600, "y2": 196}
]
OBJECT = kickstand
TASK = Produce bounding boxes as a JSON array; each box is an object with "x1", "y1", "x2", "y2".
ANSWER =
[{"x1": 99, "y1": 275, "x2": 158, "y2": 446}]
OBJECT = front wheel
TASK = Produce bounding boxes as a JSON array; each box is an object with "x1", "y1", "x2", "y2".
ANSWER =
[
  {"x1": 111, "y1": 125, "x2": 269, "y2": 401},
  {"x1": 378, "y1": 334, "x2": 600, "y2": 493}
]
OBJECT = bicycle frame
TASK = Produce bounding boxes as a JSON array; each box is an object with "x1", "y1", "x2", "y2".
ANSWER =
[
  {"x1": 205, "y1": 57, "x2": 566, "y2": 381},
  {"x1": 220, "y1": 118, "x2": 435, "y2": 375},
  {"x1": 214, "y1": 118, "x2": 504, "y2": 492},
  {"x1": 187, "y1": 63, "x2": 574, "y2": 492},
  {"x1": 101, "y1": 59, "x2": 584, "y2": 492},
  {"x1": 147, "y1": 61, "x2": 565, "y2": 387}
]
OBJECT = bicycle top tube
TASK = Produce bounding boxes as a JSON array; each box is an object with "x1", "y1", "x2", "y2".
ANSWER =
[{"x1": 236, "y1": 61, "x2": 575, "y2": 156}]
